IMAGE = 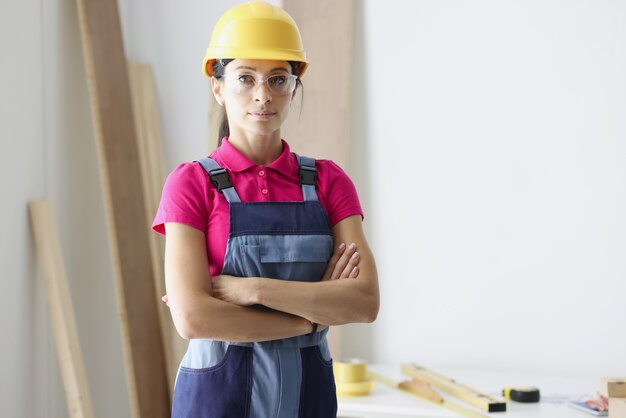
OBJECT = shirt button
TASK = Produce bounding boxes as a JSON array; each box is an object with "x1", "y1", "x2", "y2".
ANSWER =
[
  {"x1": 261, "y1": 188, "x2": 269, "y2": 195},
  {"x1": 259, "y1": 170, "x2": 265, "y2": 176}
]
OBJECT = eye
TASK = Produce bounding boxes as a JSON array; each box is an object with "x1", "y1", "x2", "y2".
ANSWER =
[
  {"x1": 268, "y1": 75, "x2": 287, "y2": 86},
  {"x1": 237, "y1": 74, "x2": 255, "y2": 85}
]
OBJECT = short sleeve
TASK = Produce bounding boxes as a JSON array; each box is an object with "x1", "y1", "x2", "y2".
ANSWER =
[
  {"x1": 318, "y1": 160, "x2": 364, "y2": 226},
  {"x1": 151, "y1": 162, "x2": 210, "y2": 235}
]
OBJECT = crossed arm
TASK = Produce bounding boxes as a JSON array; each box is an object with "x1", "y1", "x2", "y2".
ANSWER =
[{"x1": 163, "y1": 214, "x2": 379, "y2": 342}]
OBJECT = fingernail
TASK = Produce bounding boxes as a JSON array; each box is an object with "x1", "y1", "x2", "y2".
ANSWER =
[
  {"x1": 338, "y1": 243, "x2": 346, "y2": 250},
  {"x1": 352, "y1": 252, "x2": 359, "y2": 259},
  {"x1": 349, "y1": 243, "x2": 356, "y2": 250}
]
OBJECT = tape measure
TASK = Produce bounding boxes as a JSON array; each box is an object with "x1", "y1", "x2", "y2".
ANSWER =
[
  {"x1": 502, "y1": 387, "x2": 540, "y2": 403},
  {"x1": 334, "y1": 359, "x2": 374, "y2": 396}
]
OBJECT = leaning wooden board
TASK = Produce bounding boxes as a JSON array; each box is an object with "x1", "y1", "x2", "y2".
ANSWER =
[
  {"x1": 74, "y1": 0, "x2": 170, "y2": 416},
  {"x1": 128, "y1": 60, "x2": 188, "y2": 396},
  {"x1": 28, "y1": 199, "x2": 96, "y2": 418},
  {"x1": 282, "y1": 0, "x2": 355, "y2": 359},
  {"x1": 281, "y1": 0, "x2": 354, "y2": 169}
]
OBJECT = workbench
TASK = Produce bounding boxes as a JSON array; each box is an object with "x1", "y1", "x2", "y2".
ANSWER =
[{"x1": 338, "y1": 365, "x2": 600, "y2": 418}]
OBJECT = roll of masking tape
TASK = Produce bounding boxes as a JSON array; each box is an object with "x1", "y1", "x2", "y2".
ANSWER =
[{"x1": 334, "y1": 359, "x2": 375, "y2": 397}]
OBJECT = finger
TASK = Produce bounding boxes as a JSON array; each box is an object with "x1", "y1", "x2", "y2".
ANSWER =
[
  {"x1": 339, "y1": 251, "x2": 360, "y2": 279},
  {"x1": 331, "y1": 243, "x2": 357, "y2": 280},
  {"x1": 322, "y1": 242, "x2": 346, "y2": 280},
  {"x1": 317, "y1": 324, "x2": 329, "y2": 333},
  {"x1": 331, "y1": 243, "x2": 358, "y2": 280},
  {"x1": 348, "y1": 265, "x2": 359, "y2": 278},
  {"x1": 161, "y1": 295, "x2": 168, "y2": 303}
]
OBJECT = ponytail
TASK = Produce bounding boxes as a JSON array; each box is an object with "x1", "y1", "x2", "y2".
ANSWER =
[{"x1": 217, "y1": 108, "x2": 229, "y2": 147}]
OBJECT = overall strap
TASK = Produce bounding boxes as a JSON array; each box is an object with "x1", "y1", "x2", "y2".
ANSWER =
[
  {"x1": 294, "y1": 153, "x2": 318, "y2": 202},
  {"x1": 193, "y1": 157, "x2": 241, "y2": 203}
]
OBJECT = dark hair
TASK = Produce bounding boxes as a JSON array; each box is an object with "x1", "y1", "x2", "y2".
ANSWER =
[{"x1": 212, "y1": 59, "x2": 304, "y2": 146}]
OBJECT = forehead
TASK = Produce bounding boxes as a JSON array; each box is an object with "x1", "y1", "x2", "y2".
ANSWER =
[{"x1": 229, "y1": 59, "x2": 291, "y2": 73}]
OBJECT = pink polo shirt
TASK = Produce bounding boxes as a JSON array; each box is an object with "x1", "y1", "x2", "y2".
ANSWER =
[{"x1": 152, "y1": 138, "x2": 364, "y2": 277}]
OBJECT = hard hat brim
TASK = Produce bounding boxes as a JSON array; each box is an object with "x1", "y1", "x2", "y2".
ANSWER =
[{"x1": 203, "y1": 51, "x2": 308, "y2": 78}]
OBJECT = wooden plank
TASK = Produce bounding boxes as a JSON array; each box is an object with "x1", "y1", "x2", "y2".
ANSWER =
[
  {"x1": 607, "y1": 379, "x2": 626, "y2": 398},
  {"x1": 609, "y1": 398, "x2": 626, "y2": 418},
  {"x1": 128, "y1": 60, "x2": 188, "y2": 396},
  {"x1": 73, "y1": 1, "x2": 170, "y2": 417},
  {"x1": 282, "y1": 0, "x2": 355, "y2": 360},
  {"x1": 28, "y1": 199, "x2": 95, "y2": 418},
  {"x1": 281, "y1": 0, "x2": 354, "y2": 168}
]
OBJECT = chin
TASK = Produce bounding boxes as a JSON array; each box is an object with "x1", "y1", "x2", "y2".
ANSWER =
[{"x1": 246, "y1": 123, "x2": 281, "y2": 136}]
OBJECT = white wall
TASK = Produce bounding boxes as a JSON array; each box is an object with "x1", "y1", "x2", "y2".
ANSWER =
[
  {"x1": 3, "y1": 1, "x2": 625, "y2": 417},
  {"x1": 1, "y1": 2, "x2": 49, "y2": 417},
  {"x1": 345, "y1": 0, "x2": 626, "y2": 378}
]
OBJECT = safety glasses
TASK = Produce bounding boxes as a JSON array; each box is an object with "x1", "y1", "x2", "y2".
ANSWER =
[{"x1": 221, "y1": 72, "x2": 298, "y2": 96}]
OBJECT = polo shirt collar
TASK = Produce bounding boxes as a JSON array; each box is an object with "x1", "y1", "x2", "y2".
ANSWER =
[
  {"x1": 216, "y1": 137, "x2": 298, "y2": 179},
  {"x1": 267, "y1": 141, "x2": 298, "y2": 179}
]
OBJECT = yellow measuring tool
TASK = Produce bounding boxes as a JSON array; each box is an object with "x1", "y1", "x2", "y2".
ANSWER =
[
  {"x1": 368, "y1": 371, "x2": 490, "y2": 418},
  {"x1": 403, "y1": 364, "x2": 507, "y2": 413}
]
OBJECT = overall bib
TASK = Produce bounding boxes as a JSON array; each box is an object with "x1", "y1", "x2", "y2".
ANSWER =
[{"x1": 171, "y1": 154, "x2": 337, "y2": 418}]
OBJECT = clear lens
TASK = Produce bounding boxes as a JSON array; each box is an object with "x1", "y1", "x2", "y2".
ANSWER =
[{"x1": 222, "y1": 72, "x2": 297, "y2": 96}]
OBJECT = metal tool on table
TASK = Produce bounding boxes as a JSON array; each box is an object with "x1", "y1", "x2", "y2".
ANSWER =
[{"x1": 503, "y1": 386, "x2": 541, "y2": 403}]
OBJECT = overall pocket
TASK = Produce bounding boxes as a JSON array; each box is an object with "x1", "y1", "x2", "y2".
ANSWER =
[
  {"x1": 171, "y1": 345, "x2": 252, "y2": 418},
  {"x1": 298, "y1": 345, "x2": 337, "y2": 418},
  {"x1": 258, "y1": 234, "x2": 332, "y2": 281}
]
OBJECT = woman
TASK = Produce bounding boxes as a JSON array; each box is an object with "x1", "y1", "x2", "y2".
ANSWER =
[{"x1": 152, "y1": 2, "x2": 379, "y2": 417}]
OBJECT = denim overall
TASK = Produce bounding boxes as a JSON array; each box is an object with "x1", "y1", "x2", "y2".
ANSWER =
[{"x1": 170, "y1": 154, "x2": 337, "y2": 418}]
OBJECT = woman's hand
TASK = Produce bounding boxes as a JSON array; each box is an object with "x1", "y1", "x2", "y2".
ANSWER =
[
  {"x1": 321, "y1": 242, "x2": 361, "y2": 281},
  {"x1": 212, "y1": 275, "x2": 257, "y2": 306},
  {"x1": 160, "y1": 274, "x2": 257, "y2": 307}
]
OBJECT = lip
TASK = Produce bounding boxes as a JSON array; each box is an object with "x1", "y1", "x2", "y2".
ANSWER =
[{"x1": 248, "y1": 111, "x2": 277, "y2": 120}]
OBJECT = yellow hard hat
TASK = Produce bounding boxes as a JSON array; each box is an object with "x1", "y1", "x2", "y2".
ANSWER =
[{"x1": 203, "y1": 1, "x2": 308, "y2": 78}]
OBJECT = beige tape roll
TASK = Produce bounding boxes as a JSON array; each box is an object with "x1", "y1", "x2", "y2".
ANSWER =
[{"x1": 334, "y1": 358, "x2": 374, "y2": 396}]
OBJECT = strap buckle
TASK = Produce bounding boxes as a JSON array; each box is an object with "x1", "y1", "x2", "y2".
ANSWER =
[
  {"x1": 209, "y1": 168, "x2": 233, "y2": 193},
  {"x1": 299, "y1": 165, "x2": 317, "y2": 186}
]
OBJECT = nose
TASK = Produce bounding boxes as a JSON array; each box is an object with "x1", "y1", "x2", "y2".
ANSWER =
[{"x1": 254, "y1": 81, "x2": 272, "y2": 104}]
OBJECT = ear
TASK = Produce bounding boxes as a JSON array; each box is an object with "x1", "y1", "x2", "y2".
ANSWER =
[{"x1": 211, "y1": 77, "x2": 224, "y2": 106}]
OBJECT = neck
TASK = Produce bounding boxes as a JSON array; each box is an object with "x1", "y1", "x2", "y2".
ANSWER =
[{"x1": 227, "y1": 127, "x2": 283, "y2": 166}]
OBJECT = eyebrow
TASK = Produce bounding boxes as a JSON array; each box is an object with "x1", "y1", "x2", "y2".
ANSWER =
[{"x1": 234, "y1": 65, "x2": 291, "y2": 74}]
